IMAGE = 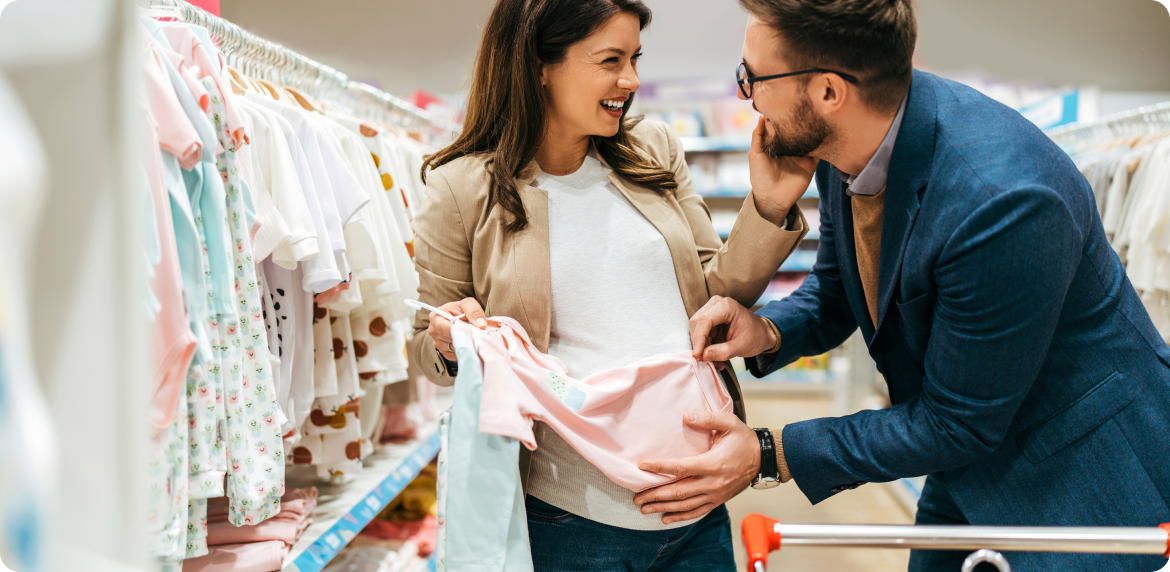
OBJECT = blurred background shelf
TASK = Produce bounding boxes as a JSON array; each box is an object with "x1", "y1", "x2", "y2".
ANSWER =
[
  {"x1": 698, "y1": 186, "x2": 819, "y2": 199},
  {"x1": 739, "y1": 380, "x2": 837, "y2": 397},
  {"x1": 282, "y1": 424, "x2": 444, "y2": 572},
  {"x1": 680, "y1": 135, "x2": 751, "y2": 152}
]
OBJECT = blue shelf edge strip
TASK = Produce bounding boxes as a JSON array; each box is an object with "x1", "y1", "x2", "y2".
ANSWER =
[
  {"x1": 900, "y1": 477, "x2": 924, "y2": 501},
  {"x1": 288, "y1": 431, "x2": 443, "y2": 572}
]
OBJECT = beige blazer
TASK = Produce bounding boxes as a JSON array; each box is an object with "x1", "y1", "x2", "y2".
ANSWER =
[{"x1": 409, "y1": 120, "x2": 808, "y2": 422}]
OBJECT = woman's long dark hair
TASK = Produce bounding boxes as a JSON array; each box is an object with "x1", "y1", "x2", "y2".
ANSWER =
[{"x1": 421, "y1": 0, "x2": 677, "y2": 233}]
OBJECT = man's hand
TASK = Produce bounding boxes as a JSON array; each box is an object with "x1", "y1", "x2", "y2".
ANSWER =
[
  {"x1": 749, "y1": 116, "x2": 819, "y2": 225},
  {"x1": 690, "y1": 295, "x2": 778, "y2": 366},
  {"x1": 634, "y1": 412, "x2": 761, "y2": 524}
]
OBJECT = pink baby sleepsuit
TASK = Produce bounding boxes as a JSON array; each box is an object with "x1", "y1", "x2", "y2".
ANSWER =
[{"x1": 462, "y1": 317, "x2": 733, "y2": 493}]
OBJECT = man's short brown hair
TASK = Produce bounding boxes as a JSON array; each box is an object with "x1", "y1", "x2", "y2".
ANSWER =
[{"x1": 740, "y1": 0, "x2": 916, "y2": 113}]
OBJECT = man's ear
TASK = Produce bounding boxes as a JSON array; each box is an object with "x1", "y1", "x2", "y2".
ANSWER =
[{"x1": 809, "y1": 74, "x2": 849, "y2": 115}]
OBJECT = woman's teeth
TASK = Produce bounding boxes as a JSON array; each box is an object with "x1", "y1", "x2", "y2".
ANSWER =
[{"x1": 601, "y1": 99, "x2": 623, "y2": 111}]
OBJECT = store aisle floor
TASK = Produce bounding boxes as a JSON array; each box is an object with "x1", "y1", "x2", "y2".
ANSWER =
[{"x1": 725, "y1": 394, "x2": 914, "y2": 572}]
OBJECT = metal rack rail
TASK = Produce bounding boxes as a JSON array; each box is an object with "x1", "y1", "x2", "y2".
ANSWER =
[
  {"x1": 1046, "y1": 100, "x2": 1170, "y2": 147},
  {"x1": 139, "y1": 0, "x2": 460, "y2": 134}
]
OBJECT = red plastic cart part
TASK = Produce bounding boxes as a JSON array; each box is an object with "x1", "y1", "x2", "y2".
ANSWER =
[
  {"x1": 742, "y1": 513, "x2": 782, "y2": 572},
  {"x1": 1160, "y1": 523, "x2": 1170, "y2": 557}
]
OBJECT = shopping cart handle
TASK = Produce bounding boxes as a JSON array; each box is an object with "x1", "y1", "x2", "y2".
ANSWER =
[
  {"x1": 742, "y1": 513, "x2": 782, "y2": 572},
  {"x1": 741, "y1": 517, "x2": 1170, "y2": 567}
]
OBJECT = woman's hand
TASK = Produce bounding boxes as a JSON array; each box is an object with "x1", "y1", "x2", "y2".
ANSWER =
[
  {"x1": 427, "y1": 297, "x2": 488, "y2": 362},
  {"x1": 748, "y1": 116, "x2": 819, "y2": 225}
]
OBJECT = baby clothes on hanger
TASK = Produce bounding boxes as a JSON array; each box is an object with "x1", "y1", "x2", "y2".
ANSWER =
[
  {"x1": 439, "y1": 325, "x2": 533, "y2": 572},
  {"x1": 200, "y1": 76, "x2": 287, "y2": 529},
  {"x1": 139, "y1": 32, "x2": 199, "y2": 569},
  {"x1": 1064, "y1": 126, "x2": 1170, "y2": 341},
  {"x1": 236, "y1": 98, "x2": 339, "y2": 291},
  {"x1": 136, "y1": 12, "x2": 435, "y2": 569},
  {"x1": 234, "y1": 132, "x2": 291, "y2": 264},
  {"x1": 235, "y1": 101, "x2": 319, "y2": 268}
]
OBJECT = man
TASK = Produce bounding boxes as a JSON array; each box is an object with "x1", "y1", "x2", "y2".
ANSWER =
[{"x1": 633, "y1": 0, "x2": 1170, "y2": 570}]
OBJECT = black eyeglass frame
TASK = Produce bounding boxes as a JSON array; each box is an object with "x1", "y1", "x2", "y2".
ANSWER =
[{"x1": 736, "y1": 62, "x2": 859, "y2": 99}]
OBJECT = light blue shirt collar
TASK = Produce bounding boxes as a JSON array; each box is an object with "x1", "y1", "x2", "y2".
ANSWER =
[{"x1": 839, "y1": 93, "x2": 909, "y2": 197}]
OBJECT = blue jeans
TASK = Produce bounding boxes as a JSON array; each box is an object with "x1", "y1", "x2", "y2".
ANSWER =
[{"x1": 525, "y1": 495, "x2": 736, "y2": 572}]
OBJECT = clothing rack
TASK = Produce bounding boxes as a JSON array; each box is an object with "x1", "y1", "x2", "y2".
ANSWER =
[
  {"x1": 140, "y1": 0, "x2": 460, "y2": 135},
  {"x1": 1046, "y1": 100, "x2": 1170, "y2": 146}
]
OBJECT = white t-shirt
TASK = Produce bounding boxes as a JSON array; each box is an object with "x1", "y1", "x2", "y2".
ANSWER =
[
  {"x1": 246, "y1": 92, "x2": 346, "y2": 256},
  {"x1": 527, "y1": 154, "x2": 695, "y2": 531},
  {"x1": 250, "y1": 103, "x2": 341, "y2": 292},
  {"x1": 235, "y1": 110, "x2": 292, "y2": 264},
  {"x1": 319, "y1": 115, "x2": 419, "y2": 321},
  {"x1": 235, "y1": 102, "x2": 318, "y2": 267}
]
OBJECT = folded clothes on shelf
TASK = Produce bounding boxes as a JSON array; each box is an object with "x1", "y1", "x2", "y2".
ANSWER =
[
  {"x1": 322, "y1": 542, "x2": 424, "y2": 572},
  {"x1": 180, "y1": 540, "x2": 286, "y2": 572},
  {"x1": 184, "y1": 488, "x2": 319, "y2": 572},
  {"x1": 360, "y1": 514, "x2": 438, "y2": 557}
]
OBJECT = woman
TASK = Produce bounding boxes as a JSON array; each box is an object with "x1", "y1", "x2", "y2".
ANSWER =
[{"x1": 410, "y1": 0, "x2": 808, "y2": 568}]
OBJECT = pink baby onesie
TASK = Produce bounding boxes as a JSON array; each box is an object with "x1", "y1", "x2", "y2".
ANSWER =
[
  {"x1": 160, "y1": 25, "x2": 248, "y2": 149},
  {"x1": 464, "y1": 317, "x2": 733, "y2": 493},
  {"x1": 141, "y1": 33, "x2": 199, "y2": 429}
]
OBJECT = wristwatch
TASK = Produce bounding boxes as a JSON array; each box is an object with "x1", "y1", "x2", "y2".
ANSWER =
[{"x1": 751, "y1": 428, "x2": 781, "y2": 489}]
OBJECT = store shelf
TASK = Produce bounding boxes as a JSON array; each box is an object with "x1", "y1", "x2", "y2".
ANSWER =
[
  {"x1": 717, "y1": 227, "x2": 819, "y2": 241},
  {"x1": 698, "y1": 186, "x2": 819, "y2": 200},
  {"x1": 680, "y1": 135, "x2": 751, "y2": 152},
  {"x1": 776, "y1": 250, "x2": 816, "y2": 273},
  {"x1": 885, "y1": 477, "x2": 925, "y2": 516},
  {"x1": 739, "y1": 379, "x2": 837, "y2": 397},
  {"x1": 281, "y1": 429, "x2": 443, "y2": 572}
]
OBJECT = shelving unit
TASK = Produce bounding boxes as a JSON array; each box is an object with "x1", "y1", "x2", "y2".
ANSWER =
[
  {"x1": 885, "y1": 477, "x2": 926, "y2": 515},
  {"x1": 679, "y1": 135, "x2": 751, "y2": 152},
  {"x1": 698, "y1": 186, "x2": 820, "y2": 200},
  {"x1": 685, "y1": 133, "x2": 833, "y2": 385},
  {"x1": 739, "y1": 379, "x2": 837, "y2": 397},
  {"x1": 281, "y1": 425, "x2": 443, "y2": 572}
]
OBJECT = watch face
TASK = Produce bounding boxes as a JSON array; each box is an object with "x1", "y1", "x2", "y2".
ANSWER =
[{"x1": 751, "y1": 477, "x2": 780, "y2": 490}]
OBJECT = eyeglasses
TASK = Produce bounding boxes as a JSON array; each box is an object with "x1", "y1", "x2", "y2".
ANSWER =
[{"x1": 736, "y1": 62, "x2": 859, "y2": 99}]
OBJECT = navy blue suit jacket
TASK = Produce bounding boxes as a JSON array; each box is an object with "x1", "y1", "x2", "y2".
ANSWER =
[{"x1": 750, "y1": 71, "x2": 1170, "y2": 538}]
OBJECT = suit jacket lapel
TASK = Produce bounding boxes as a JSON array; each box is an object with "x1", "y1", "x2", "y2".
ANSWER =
[
  {"x1": 513, "y1": 159, "x2": 553, "y2": 352},
  {"x1": 874, "y1": 70, "x2": 937, "y2": 334}
]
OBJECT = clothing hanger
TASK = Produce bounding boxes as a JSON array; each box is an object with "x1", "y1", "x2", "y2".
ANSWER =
[
  {"x1": 404, "y1": 299, "x2": 466, "y2": 325},
  {"x1": 226, "y1": 66, "x2": 251, "y2": 95},
  {"x1": 251, "y1": 45, "x2": 283, "y2": 100},
  {"x1": 138, "y1": 3, "x2": 184, "y2": 22},
  {"x1": 281, "y1": 87, "x2": 322, "y2": 112},
  {"x1": 280, "y1": 57, "x2": 326, "y2": 113}
]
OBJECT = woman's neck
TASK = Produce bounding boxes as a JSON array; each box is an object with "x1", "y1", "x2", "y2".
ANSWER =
[{"x1": 536, "y1": 124, "x2": 591, "y2": 176}]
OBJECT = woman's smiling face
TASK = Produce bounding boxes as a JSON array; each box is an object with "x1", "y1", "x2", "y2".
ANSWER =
[{"x1": 541, "y1": 11, "x2": 642, "y2": 140}]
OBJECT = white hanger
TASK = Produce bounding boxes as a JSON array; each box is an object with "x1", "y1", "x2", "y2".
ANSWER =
[
  {"x1": 404, "y1": 299, "x2": 465, "y2": 325},
  {"x1": 138, "y1": 3, "x2": 184, "y2": 21}
]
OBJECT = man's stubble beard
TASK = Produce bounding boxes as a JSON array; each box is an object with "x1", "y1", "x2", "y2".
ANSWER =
[{"x1": 760, "y1": 94, "x2": 832, "y2": 159}]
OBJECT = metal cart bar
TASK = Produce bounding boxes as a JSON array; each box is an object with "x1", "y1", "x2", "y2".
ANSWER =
[{"x1": 742, "y1": 514, "x2": 1170, "y2": 572}]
